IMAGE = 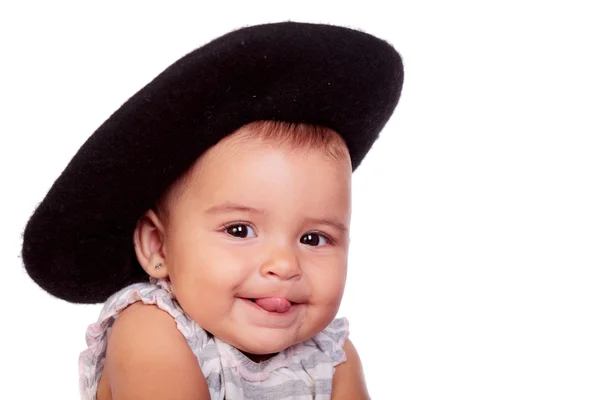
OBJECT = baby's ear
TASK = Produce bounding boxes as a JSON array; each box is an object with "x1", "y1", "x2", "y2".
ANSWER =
[{"x1": 133, "y1": 209, "x2": 169, "y2": 279}]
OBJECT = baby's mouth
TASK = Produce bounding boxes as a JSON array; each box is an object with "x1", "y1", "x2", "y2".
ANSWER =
[{"x1": 247, "y1": 297, "x2": 293, "y2": 313}]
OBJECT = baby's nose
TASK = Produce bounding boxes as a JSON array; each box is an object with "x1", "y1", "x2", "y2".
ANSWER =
[{"x1": 259, "y1": 248, "x2": 302, "y2": 280}]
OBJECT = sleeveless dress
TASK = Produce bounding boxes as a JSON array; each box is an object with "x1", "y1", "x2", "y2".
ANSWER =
[{"x1": 78, "y1": 278, "x2": 350, "y2": 399}]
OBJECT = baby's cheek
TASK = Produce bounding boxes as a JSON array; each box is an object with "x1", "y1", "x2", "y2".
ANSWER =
[
  {"x1": 300, "y1": 272, "x2": 345, "y2": 340},
  {"x1": 170, "y1": 272, "x2": 218, "y2": 309},
  {"x1": 313, "y1": 269, "x2": 346, "y2": 309},
  {"x1": 175, "y1": 285, "x2": 234, "y2": 330}
]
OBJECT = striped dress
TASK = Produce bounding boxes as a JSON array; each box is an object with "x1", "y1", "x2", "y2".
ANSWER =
[{"x1": 79, "y1": 278, "x2": 349, "y2": 399}]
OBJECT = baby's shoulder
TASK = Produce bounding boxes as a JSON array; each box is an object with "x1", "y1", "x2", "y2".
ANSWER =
[
  {"x1": 106, "y1": 301, "x2": 186, "y2": 363},
  {"x1": 107, "y1": 301, "x2": 191, "y2": 359},
  {"x1": 99, "y1": 280, "x2": 211, "y2": 354},
  {"x1": 102, "y1": 301, "x2": 209, "y2": 398},
  {"x1": 80, "y1": 280, "x2": 213, "y2": 399},
  {"x1": 111, "y1": 300, "x2": 174, "y2": 330}
]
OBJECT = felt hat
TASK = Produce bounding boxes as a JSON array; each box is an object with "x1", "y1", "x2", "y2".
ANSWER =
[{"x1": 22, "y1": 21, "x2": 404, "y2": 303}]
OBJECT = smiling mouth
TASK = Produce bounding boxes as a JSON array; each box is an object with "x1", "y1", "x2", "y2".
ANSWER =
[
  {"x1": 247, "y1": 298, "x2": 297, "y2": 304},
  {"x1": 244, "y1": 297, "x2": 296, "y2": 313}
]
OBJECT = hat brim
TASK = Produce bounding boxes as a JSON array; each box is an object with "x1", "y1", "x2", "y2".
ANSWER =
[{"x1": 22, "y1": 21, "x2": 404, "y2": 303}]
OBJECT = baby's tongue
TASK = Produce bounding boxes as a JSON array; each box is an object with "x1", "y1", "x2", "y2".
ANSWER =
[{"x1": 254, "y1": 297, "x2": 291, "y2": 313}]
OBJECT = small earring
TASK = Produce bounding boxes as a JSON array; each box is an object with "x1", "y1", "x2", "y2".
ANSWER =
[{"x1": 154, "y1": 262, "x2": 162, "y2": 270}]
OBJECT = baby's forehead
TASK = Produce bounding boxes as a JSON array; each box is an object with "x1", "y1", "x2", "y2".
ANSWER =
[{"x1": 156, "y1": 121, "x2": 351, "y2": 209}]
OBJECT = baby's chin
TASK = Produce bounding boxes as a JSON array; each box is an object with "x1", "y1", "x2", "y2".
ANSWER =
[
  {"x1": 199, "y1": 307, "x2": 338, "y2": 357},
  {"x1": 227, "y1": 328, "x2": 306, "y2": 356}
]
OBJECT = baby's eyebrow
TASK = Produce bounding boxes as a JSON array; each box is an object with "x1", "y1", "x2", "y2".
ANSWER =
[
  {"x1": 204, "y1": 202, "x2": 349, "y2": 233},
  {"x1": 204, "y1": 202, "x2": 265, "y2": 215},
  {"x1": 304, "y1": 217, "x2": 349, "y2": 234}
]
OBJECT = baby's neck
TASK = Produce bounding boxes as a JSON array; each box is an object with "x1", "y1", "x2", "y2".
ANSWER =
[{"x1": 242, "y1": 351, "x2": 278, "y2": 363}]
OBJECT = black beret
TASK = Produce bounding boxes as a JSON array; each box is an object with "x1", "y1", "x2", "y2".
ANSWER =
[{"x1": 22, "y1": 21, "x2": 404, "y2": 304}]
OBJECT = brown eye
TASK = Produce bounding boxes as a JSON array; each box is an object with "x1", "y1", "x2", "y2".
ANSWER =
[
  {"x1": 224, "y1": 224, "x2": 256, "y2": 239},
  {"x1": 301, "y1": 233, "x2": 329, "y2": 247}
]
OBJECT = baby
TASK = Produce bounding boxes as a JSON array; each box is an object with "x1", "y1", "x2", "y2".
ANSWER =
[{"x1": 22, "y1": 22, "x2": 403, "y2": 400}]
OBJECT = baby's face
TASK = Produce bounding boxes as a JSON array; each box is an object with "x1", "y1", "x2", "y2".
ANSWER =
[{"x1": 162, "y1": 129, "x2": 352, "y2": 356}]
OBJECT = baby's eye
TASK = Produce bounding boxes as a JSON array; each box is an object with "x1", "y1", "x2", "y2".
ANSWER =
[
  {"x1": 224, "y1": 223, "x2": 257, "y2": 239},
  {"x1": 300, "y1": 232, "x2": 331, "y2": 247}
]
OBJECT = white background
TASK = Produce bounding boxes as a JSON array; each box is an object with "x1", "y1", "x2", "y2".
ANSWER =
[{"x1": 1, "y1": 1, "x2": 599, "y2": 398}]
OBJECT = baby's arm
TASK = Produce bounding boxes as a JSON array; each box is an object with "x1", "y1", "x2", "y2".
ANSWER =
[
  {"x1": 103, "y1": 302, "x2": 210, "y2": 400},
  {"x1": 331, "y1": 339, "x2": 370, "y2": 400}
]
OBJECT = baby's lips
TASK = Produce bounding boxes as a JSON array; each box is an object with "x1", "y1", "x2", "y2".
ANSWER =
[{"x1": 254, "y1": 297, "x2": 291, "y2": 313}]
